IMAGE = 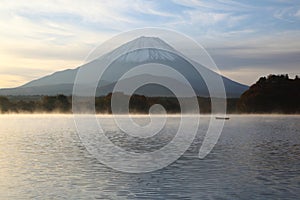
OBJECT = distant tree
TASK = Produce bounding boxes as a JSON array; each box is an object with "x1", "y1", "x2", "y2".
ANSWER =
[
  {"x1": 15, "y1": 100, "x2": 36, "y2": 113},
  {"x1": 257, "y1": 77, "x2": 267, "y2": 84},
  {"x1": 0, "y1": 96, "x2": 11, "y2": 113},
  {"x1": 267, "y1": 74, "x2": 275, "y2": 79},
  {"x1": 285, "y1": 74, "x2": 289, "y2": 79},
  {"x1": 55, "y1": 94, "x2": 71, "y2": 112},
  {"x1": 129, "y1": 95, "x2": 149, "y2": 113},
  {"x1": 95, "y1": 97, "x2": 107, "y2": 113},
  {"x1": 41, "y1": 96, "x2": 56, "y2": 111}
]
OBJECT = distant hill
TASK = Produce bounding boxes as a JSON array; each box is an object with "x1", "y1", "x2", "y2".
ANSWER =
[
  {"x1": 0, "y1": 36, "x2": 248, "y2": 98},
  {"x1": 237, "y1": 75, "x2": 300, "y2": 113}
]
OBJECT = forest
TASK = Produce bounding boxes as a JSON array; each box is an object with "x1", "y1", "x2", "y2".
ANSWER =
[
  {"x1": 0, "y1": 93, "x2": 239, "y2": 114},
  {"x1": 237, "y1": 74, "x2": 300, "y2": 113},
  {"x1": 0, "y1": 74, "x2": 299, "y2": 114}
]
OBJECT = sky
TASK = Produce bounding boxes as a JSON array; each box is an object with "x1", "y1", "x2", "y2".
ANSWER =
[{"x1": 0, "y1": 0, "x2": 300, "y2": 88}]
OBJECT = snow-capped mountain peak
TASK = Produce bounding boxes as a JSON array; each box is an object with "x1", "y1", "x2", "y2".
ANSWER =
[{"x1": 100, "y1": 36, "x2": 178, "y2": 62}]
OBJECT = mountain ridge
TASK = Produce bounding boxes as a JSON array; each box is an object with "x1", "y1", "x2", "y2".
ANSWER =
[{"x1": 0, "y1": 36, "x2": 248, "y2": 97}]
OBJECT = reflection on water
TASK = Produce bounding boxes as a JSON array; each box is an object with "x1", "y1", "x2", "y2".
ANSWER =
[{"x1": 0, "y1": 115, "x2": 299, "y2": 199}]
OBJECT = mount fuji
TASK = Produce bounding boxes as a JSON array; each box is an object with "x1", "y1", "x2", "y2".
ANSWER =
[{"x1": 0, "y1": 36, "x2": 248, "y2": 97}]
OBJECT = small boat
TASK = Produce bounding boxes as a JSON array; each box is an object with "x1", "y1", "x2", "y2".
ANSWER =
[{"x1": 215, "y1": 116, "x2": 230, "y2": 120}]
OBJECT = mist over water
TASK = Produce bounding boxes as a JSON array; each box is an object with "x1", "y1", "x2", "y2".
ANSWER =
[{"x1": 0, "y1": 115, "x2": 299, "y2": 199}]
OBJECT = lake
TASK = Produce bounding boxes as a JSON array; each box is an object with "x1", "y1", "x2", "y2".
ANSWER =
[{"x1": 0, "y1": 115, "x2": 299, "y2": 199}]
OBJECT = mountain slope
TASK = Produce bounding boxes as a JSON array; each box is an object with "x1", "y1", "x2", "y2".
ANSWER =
[{"x1": 0, "y1": 36, "x2": 248, "y2": 97}]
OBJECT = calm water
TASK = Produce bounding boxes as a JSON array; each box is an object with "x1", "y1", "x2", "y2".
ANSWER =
[{"x1": 0, "y1": 115, "x2": 299, "y2": 199}]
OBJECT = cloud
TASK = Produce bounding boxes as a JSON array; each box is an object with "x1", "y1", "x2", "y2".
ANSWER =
[
  {"x1": 273, "y1": 7, "x2": 300, "y2": 22},
  {"x1": 0, "y1": 0, "x2": 300, "y2": 87},
  {"x1": 172, "y1": 0, "x2": 254, "y2": 12},
  {"x1": 203, "y1": 31, "x2": 300, "y2": 84},
  {"x1": 296, "y1": 10, "x2": 300, "y2": 17},
  {"x1": 186, "y1": 11, "x2": 229, "y2": 25},
  {"x1": 0, "y1": 74, "x2": 30, "y2": 88},
  {"x1": 221, "y1": 64, "x2": 300, "y2": 86},
  {"x1": 5, "y1": 0, "x2": 138, "y2": 26}
]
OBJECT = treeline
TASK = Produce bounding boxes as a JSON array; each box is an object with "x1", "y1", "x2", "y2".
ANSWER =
[
  {"x1": 0, "y1": 95, "x2": 71, "y2": 113},
  {"x1": 1, "y1": 74, "x2": 299, "y2": 114},
  {"x1": 238, "y1": 74, "x2": 300, "y2": 113},
  {"x1": 0, "y1": 93, "x2": 239, "y2": 114}
]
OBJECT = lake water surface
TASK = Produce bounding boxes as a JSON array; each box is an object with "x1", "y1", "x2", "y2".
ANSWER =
[{"x1": 0, "y1": 115, "x2": 299, "y2": 199}]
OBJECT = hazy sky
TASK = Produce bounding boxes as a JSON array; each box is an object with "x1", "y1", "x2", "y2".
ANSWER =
[{"x1": 1, "y1": 0, "x2": 300, "y2": 88}]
